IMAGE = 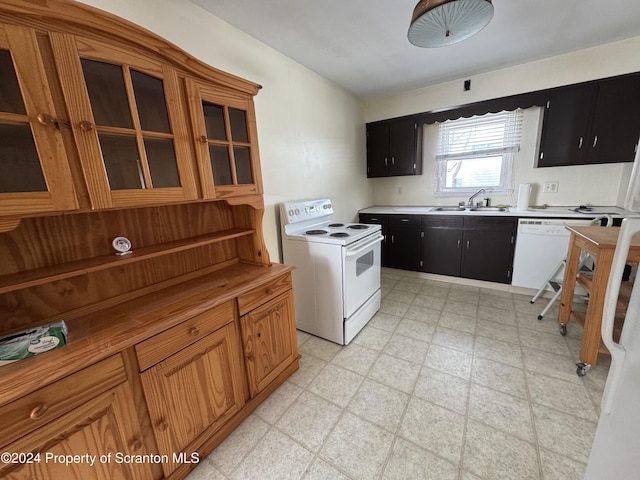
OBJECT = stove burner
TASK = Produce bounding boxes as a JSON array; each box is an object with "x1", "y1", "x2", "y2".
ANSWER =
[
  {"x1": 305, "y1": 229, "x2": 328, "y2": 235},
  {"x1": 330, "y1": 232, "x2": 349, "y2": 237},
  {"x1": 347, "y1": 224, "x2": 369, "y2": 230},
  {"x1": 328, "y1": 223, "x2": 345, "y2": 227}
]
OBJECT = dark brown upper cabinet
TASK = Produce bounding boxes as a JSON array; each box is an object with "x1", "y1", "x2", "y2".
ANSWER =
[
  {"x1": 538, "y1": 73, "x2": 640, "y2": 167},
  {"x1": 366, "y1": 117, "x2": 422, "y2": 177}
]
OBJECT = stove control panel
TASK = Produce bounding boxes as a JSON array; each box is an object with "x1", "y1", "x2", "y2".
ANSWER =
[{"x1": 281, "y1": 198, "x2": 333, "y2": 224}]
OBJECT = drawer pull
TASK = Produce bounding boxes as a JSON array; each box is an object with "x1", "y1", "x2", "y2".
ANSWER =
[
  {"x1": 29, "y1": 403, "x2": 49, "y2": 420},
  {"x1": 266, "y1": 288, "x2": 275, "y2": 295},
  {"x1": 157, "y1": 420, "x2": 169, "y2": 432},
  {"x1": 189, "y1": 327, "x2": 200, "y2": 336}
]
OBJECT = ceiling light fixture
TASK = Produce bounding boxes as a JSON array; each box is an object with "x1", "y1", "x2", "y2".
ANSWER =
[{"x1": 408, "y1": 0, "x2": 494, "y2": 48}]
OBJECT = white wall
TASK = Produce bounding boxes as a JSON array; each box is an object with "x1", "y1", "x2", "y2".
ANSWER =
[
  {"x1": 364, "y1": 37, "x2": 640, "y2": 208},
  {"x1": 78, "y1": 0, "x2": 372, "y2": 262}
]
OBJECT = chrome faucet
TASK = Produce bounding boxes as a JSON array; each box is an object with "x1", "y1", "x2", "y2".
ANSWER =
[{"x1": 467, "y1": 188, "x2": 486, "y2": 206}]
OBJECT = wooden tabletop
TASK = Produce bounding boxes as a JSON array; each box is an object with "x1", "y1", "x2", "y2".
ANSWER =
[
  {"x1": 566, "y1": 225, "x2": 640, "y2": 248},
  {"x1": 566, "y1": 226, "x2": 640, "y2": 263}
]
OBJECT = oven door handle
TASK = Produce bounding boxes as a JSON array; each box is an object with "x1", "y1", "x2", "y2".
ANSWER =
[{"x1": 344, "y1": 234, "x2": 384, "y2": 257}]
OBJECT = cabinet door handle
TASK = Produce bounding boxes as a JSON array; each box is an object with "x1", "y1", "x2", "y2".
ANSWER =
[
  {"x1": 189, "y1": 327, "x2": 200, "y2": 336},
  {"x1": 199, "y1": 135, "x2": 208, "y2": 144},
  {"x1": 593, "y1": 135, "x2": 598, "y2": 147},
  {"x1": 578, "y1": 136, "x2": 583, "y2": 149},
  {"x1": 29, "y1": 403, "x2": 49, "y2": 420},
  {"x1": 466, "y1": 240, "x2": 470, "y2": 249},
  {"x1": 457, "y1": 239, "x2": 461, "y2": 249},
  {"x1": 401, "y1": 218, "x2": 410, "y2": 222},
  {"x1": 391, "y1": 235, "x2": 394, "y2": 244},
  {"x1": 37, "y1": 113, "x2": 58, "y2": 128},
  {"x1": 391, "y1": 156, "x2": 395, "y2": 165},
  {"x1": 79, "y1": 120, "x2": 94, "y2": 132},
  {"x1": 384, "y1": 157, "x2": 388, "y2": 166},
  {"x1": 266, "y1": 288, "x2": 275, "y2": 295}
]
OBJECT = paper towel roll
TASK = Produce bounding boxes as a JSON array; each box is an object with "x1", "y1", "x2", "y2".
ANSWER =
[{"x1": 516, "y1": 184, "x2": 531, "y2": 211}]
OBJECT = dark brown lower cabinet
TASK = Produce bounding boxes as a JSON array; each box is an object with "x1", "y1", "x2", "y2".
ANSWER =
[
  {"x1": 359, "y1": 213, "x2": 389, "y2": 267},
  {"x1": 388, "y1": 215, "x2": 423, "y2": 271},
  {"x1": 461, "y1": 220, "x2": 516, "y2": 283},
  {"x1": 361, "y1": 213, "x2": 516, "y2": 283},
  {"x1": 422, "y1": 216, "x2": 463, "y2": 277},
  {"x1": 419, "y1": 214, "x2": 517, "y2": 283}
]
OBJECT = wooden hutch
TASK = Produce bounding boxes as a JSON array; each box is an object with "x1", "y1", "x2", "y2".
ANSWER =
[{"x1": 0, "y1": 1, "x2": 299, "y2": 478}]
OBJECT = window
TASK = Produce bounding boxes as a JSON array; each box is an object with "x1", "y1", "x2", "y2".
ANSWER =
[{"x1": 435, "y1": 109, "x2": 523, "y2": 195}]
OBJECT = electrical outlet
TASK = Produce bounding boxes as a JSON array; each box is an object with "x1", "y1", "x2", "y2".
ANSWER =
[{"x1": 543, "y1": 181, "x2": 559, "y2": 193}]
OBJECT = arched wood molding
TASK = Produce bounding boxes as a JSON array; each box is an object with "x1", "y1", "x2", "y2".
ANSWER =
[{"x1": 0, "y1": 0, "x2": 261, "y2": 95}]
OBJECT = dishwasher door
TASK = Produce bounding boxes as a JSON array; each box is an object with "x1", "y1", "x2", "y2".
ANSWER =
[{"x1": 511, "y1": 218, "x2": 593, "y2": 290}]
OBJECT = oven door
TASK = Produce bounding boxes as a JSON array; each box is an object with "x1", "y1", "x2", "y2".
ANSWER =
[{"x1": 343, "y1": 233, "x2": 383, "y2": 318}]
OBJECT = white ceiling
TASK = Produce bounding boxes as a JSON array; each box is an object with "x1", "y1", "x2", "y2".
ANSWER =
[{"x1": 189, "y1": 0, "x2": 640, "y2": 98}]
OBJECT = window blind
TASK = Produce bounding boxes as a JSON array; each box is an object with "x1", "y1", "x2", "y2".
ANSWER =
[{"x1": 435, "y1": 109, "x2": 523, "y2": 161}]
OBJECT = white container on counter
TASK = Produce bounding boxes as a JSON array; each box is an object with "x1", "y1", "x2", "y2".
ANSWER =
[{"x1": 515, "y1": 183, "x2": 532, "y2": 211}]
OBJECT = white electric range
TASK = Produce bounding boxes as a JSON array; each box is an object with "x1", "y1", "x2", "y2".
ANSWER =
[{"x1": 280, "y1": 199, "x2": 383, "y2": 345}]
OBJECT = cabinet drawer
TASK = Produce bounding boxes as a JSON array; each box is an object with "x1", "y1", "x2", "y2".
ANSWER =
[
  {"x1": 389, "y1": 215, "x2": 422, "y2": 225},
  {"x1": 423, "y1": 215, "x2": 464, "y2": 227},
  {"x1": 237, "y1": 273, "x2": 292, "y2": 316},
  {"x1": 135, "y1": 300, "x2": 234, "y2": 371},
  {"x1": 464, "y1": 216, "x2": 515, "y2": 231},
  {"x1": 0, "y1": 354, "x2": 126, "y2": 447},
  {"x1": 359, "y1": 213, "x2": 388, "y2": 226}
]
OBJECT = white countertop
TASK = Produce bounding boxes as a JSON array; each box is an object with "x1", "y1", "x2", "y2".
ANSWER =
[{"x1": 359, "y1": 205, "x2": 637, "y2": 218}]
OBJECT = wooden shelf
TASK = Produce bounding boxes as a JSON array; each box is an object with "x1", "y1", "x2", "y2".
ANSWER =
[
  {"x1": 570, "y1": 309, "x2": 626, "y2": 354},
  {"x1": 0, "y1": 261, "x2": 294, "y2": 406},
  {"x1": 576, "y1": 273, "x2": 633, "y2": 313},
  {"x1": 0, "y1": 228, "x2": 255, "y2": 295}
]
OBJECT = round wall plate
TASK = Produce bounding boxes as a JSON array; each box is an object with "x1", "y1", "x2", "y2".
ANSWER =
[{"x1": 112, "y1": 236, "x2": 132, "y2": 255}]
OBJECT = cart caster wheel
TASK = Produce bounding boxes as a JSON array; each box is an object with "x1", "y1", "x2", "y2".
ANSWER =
[
  {"x1": 576, "y1": 363, "x2": 590, "y2": 377},
  {"x1": 537, "y1": 314, "x2": 543, "y2": 320},
  {"x1": 559, "y1": 324, "x2": 567, "y2": 336}
]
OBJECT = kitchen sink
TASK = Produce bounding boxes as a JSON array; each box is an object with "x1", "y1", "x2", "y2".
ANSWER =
[
  {"x1": 468, "y1": 207, "x2": 507, "y2": 211},
  {"x1": 434, "y1": 206, "x2": 465, "y2": 211}
]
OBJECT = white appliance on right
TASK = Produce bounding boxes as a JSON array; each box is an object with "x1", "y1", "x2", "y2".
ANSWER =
[{"x1": 584, "y1": 217, "x2": 640, "y2": 479}]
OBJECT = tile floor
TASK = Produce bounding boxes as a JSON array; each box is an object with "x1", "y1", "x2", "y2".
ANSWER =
[{"x1": 187, "y1": 271, "x2": 610, "y2": 480}]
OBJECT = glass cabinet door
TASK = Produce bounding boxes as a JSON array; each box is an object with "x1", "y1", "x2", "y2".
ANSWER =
[
  {"x1": 185, "y1": 78, "x2": 262, "y2": 199},
  {"x1": 50, "y1": 33, "x2": 197, "y2": 209},
  {"x1": 0, "y1": 25, "x2": 77, "y2": 216}
]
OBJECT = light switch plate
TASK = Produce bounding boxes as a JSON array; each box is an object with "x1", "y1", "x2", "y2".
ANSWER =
[{"x1": 543, "y1": 181, "x2": 559, "y2": 193}]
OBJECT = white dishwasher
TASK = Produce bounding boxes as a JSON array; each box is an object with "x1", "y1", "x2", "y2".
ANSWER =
[{"x1": 512, "y1": 218, "x2": 594, "y2": 290}]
